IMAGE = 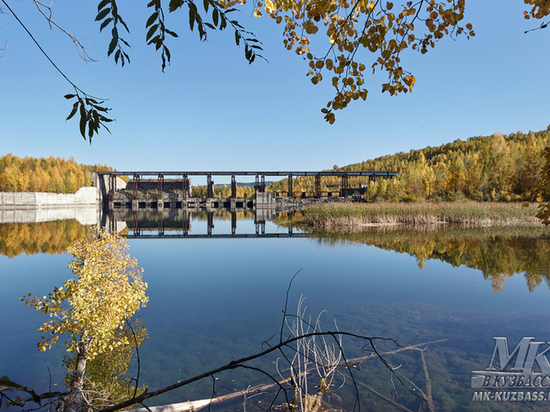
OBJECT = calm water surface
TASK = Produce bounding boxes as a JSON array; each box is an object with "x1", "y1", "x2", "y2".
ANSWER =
[{"x1": 2, "y1": 213, "x2": 550, "y2": 411}]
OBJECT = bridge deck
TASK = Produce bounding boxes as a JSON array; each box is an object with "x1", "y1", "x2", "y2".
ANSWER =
[{"x1": 98, "y1": 170, "x2": 398, "y2": 177}]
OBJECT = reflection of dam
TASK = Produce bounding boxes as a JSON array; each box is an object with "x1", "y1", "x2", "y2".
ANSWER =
[
  {"x1": 104, "y1": 209, "x2": 304, "y2": 239},
  {"x1": 0, "y1": 206, "x2": 100, "y2": 225}
]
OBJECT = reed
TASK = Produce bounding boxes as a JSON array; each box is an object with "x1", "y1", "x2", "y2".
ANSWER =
[{"x1": 301, "y1": 202, "x2": 544, "y2": 229}]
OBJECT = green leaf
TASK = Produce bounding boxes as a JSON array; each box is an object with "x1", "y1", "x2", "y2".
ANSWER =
[
  {"x1": 100, "y1": 17, "x2": 113, "y2": 32},
  {"x1": 0, "y1": 376, "x2": 23, "y2": 390},
  {"x1": 146, "y1": 24, "x2": 158, "y2": 41},
  {"x1": 79, "y1": 104, "x2": 87, "y2": 140},
  {"x1": 64, "y1": 94, "x2": 76, "y2": 99},
  {"x1": 148, "y1": 34, "x2": 161, "y2": 46},
  {"x1": 118, "y1": 14, "x2": 130, "y2": 33},
  {"x1": 212, "y1": 7, "x2": 219, "y2": 27},
  {"x1": 95, "y1": 8, "x2": 111, "y2": 22},
  {"x1": 168, "y1": 0, "x2": 184, "y2": 12},
  {"x1": 189, "y1": 9, "x2": 195, "y2": 31},
  {"x1": 146, "y1": 12, "x2": 158, "y2": 28},
  {"x1": 108, "y1": 34, "x2": 118, "y2": 56},
  {"x1": 66, "y1": 101, "x2": 79, "y2": 121},
  {"x1": 97, "y1": 0, "x2": 111, "y2": 12},
  {"x1": 165, "y1": 29, "x2": 178, "y2": 38}
]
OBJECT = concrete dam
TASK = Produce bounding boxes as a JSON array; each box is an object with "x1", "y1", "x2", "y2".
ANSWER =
[{"x1": 98, "y1": 170, "x2": 398, "y2": 212}]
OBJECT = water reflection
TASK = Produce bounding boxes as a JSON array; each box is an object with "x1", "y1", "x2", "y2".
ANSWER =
[
  {"x1": 105, "y1": 209, "x2": 305, "y2": 238},
  {"x1": 308, "y1": 226, "x2": 550, "y2": 292},
  {"x1": 0, "y1": 221, "x2": 92, "y2": 258},
  {"x1": 1, "y1": 214, "x2": 549, "y2": 293},
  {"x1": 3, "y1": 213, "x2": 550, "y2": 411}
]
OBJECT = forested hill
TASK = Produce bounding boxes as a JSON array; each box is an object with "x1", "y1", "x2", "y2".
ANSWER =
[
  {"x1": 270, "y1": 128, "x2": 550, "y2": 202},
  {"x1": 3, "y1": 128, "x2": 549, "y2": 201},
  {"x1": 342, "y1": 129, "x2": 550, "y2": 201},
  {"x1": 0, "y1": 154, "x2": 115, "y2": 194}
]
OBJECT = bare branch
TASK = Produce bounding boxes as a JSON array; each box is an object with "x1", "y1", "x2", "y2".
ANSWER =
[{"x1": 31, "y1": 0, "x2": 96, "y2": 62}]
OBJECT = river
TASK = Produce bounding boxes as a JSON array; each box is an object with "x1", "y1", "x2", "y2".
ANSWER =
[{"x1": 1, "y1": 211, "x2": 550, "y2": 411}]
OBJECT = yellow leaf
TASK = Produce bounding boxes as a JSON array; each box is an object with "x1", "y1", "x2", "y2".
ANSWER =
[{"x1": 264, "y1": 0, "x2": 276, "y2": 14}]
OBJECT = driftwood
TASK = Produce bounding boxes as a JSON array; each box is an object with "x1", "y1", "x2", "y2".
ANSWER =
[
  {"x1": 419, "y1": 349, "x2": 435, "y2": 412},
  {"x1": 125, "y1": 338, "x2": 447, "y2": 412}
]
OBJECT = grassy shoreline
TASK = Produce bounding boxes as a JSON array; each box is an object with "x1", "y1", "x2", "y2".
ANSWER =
[{"x1": 297, "y1": 201, "x2": 545, "y2": 230}]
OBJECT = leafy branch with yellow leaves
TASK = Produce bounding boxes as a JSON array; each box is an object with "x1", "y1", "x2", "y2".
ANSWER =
[{"x1": 252, "y1": 0, "x2": 475, "y2": 123}]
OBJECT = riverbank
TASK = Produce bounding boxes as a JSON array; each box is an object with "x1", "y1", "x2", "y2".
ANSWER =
[{"x1": 292, "y1": 202, "x2": 545, "y2": 230}]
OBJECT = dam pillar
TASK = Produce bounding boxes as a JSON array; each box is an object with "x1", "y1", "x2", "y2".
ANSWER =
[
  {"x1": 108, "y1": 174, "x2": 116, "y2": 210},
  {"x1": 288, "y1": 174, "x2": 293, "y2": 198},
  {"x1": 341, "y1": 173, "x2": 349, "y2": 197},
  {"x1": 315, "y1": 174, "x2": 321, "y2": 198},
  {"x1": 157, "y1": 174, "x2": 164, "y2": 210},
  {"x1": 231, "y1": 174, "x2": 237, "y2": 198},
  {"x1": 182, "y1": 174, "x2": 190, "y2": 200},
  {"x1": 207, "y1": 174, "x2": 214, "y2": 199}
]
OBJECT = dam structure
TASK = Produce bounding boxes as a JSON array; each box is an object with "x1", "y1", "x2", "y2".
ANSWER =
[{"x1": 97, "y1": 170, "x2": 398, "y2": 212}]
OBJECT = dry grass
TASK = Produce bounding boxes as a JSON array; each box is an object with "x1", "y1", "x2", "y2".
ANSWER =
[{"x1": 302, "y1": 202, "x2": 544, "y2": 229}]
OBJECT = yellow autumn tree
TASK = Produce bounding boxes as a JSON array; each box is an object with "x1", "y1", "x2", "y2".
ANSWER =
[{"x1": 22, "y1": 229, "x2": 148, "y2": 412}]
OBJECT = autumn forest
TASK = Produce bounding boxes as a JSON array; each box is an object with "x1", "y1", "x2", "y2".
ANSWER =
[
  {"x1": 270, "y1": 128, "x2": 550, "y2": 202},
  {"x1": 0, "y1": 154, "x2": 114, "y2": 194},
  {"x1": 1, "y1": 128, "x2": 549, "y2": 203}
]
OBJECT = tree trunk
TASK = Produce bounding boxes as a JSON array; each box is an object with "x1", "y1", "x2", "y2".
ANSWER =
[{"x1": 60, "y1": 333, "x2": 90, "y2": 412}]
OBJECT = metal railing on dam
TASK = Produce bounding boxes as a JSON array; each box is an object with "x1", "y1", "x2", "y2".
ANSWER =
[{"x1": 97, "y1": 170, "x2": 398, "y2": 210}]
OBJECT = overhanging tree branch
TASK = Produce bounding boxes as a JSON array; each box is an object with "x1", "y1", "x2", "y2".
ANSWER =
[{"x1": 1, "y1": 0, "x2": 113, "y2": 143}]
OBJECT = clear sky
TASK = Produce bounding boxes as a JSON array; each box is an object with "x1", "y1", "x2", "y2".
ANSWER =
[{"x1": 1, "y1": 0, "x2": 549, "y2": 173}]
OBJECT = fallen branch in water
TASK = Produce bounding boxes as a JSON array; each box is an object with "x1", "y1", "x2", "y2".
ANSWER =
[{"x1": 124, "y1": 338, "x2": 448, "y2": 412}]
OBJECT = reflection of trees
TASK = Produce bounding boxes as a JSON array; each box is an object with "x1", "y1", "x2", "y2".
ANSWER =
[
  {"x1": 62, "y1": 318, "x2": 148, "y2": 408},
  {"x1": 0, "y1": 221, "x2": 91, "y2": 258},
  {"x1": 310, "y1": 226, "x2": 550, "y2": 292}
]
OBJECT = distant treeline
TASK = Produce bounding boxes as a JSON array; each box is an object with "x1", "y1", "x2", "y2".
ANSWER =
[
  {"x1": 270, "y1": 129, "x2": 550, "y2": 202},
  {"x1": 0, "y1": 154, "x2": 115, "y2": 194}
]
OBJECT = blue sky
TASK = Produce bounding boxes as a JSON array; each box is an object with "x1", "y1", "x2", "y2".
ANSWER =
[{"x1": 1, "y1": 0, "x2": 549, "y2": 173}]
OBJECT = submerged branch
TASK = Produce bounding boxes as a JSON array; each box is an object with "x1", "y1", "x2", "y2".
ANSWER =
[
  {"x1": 123, "y1": 338, "x2": 448, "y2": 412},
  {"x1": 98, "y1": 331, "x2": 398, "y2": 412}
]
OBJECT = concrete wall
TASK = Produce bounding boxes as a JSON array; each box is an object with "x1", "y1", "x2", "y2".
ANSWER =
[
  {"x1": 0, "y1": 187, "x2": 99, "y2": 208},
  {"x1": 92, "y1": 173, "x2": 127, "y2": 204},
  {"x1": 255, "y1": 192, "x2": 275, "y2": 208}
]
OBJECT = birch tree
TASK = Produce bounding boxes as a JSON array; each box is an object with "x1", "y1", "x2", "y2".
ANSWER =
[{"x1": 22, "y1": 230, "x2": 148, "y2": 412}]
